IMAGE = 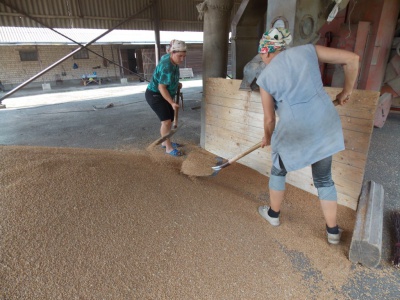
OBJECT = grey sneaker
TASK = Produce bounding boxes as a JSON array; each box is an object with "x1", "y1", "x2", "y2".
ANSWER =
[
  {"x1": 258, "y1": 205, "x2": 280, "y2": 226},
  {"x1": 327, "y1": 228, "x2": 343, "y2": 244}
]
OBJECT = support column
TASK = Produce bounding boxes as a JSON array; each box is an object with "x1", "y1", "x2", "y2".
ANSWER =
[
  {"x1": 197, "y1": 0, "x2": 234, "y2": 147},
  {"x1": 153, "y1": 0, "x2": 161, "y2": 64}
]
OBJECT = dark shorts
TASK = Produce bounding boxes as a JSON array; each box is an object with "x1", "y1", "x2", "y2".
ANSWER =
[{"x1": 145, "y1": 89, "x2": 174, "y2": 122}]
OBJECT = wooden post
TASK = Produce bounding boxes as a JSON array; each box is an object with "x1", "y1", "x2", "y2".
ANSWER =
[{"x1": 349, "y1": 180, "x2": 384, "y2": 268}]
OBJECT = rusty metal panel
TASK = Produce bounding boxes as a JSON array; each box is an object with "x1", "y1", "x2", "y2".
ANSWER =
[
  {"x1": 353, "y1": 22, "x2": 371, "y2": 89},
  {"x1": 266, "y1": 0, "x2": 344, "y2": 46},
  {"x1": 364, "y1": 0, "x2": 400, "y2": 91}
]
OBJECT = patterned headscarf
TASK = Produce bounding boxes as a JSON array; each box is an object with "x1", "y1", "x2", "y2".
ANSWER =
[
  {"x1": 258, "y1": 27, "x2": 292, "y2": 54},
  {"x1": 170, "y1": 39, "x2": 187, "y2": 52}
]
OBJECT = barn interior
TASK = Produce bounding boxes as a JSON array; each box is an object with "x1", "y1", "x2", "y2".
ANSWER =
[{"x1": 1, "y1": 0, "x2": 400, "y2": 298}]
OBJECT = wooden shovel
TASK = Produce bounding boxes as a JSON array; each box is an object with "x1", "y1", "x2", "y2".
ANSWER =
[
  {"x1": 173, "y1": 85, "x2": 181, "y2": 128},
  {"x1": 148, "y1": 86, "x2": 182, "y2": 148},
  {"x1": 147, "y1": 127, "x2": 179, "y2": 148},
  {"x1": 211, "y1": 141, "x2": 262, "y2": 175}
]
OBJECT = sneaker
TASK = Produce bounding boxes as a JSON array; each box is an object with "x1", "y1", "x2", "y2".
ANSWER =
[
  {"x1": 258, "y1": 205, "x2": 280, "y2": 226},
  {"x1": 326, "y1": 228, "x2": 343, "y2": 245}
]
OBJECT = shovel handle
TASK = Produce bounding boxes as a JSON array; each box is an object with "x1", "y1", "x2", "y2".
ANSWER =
[
  {"x1": 150, "y1": 128, "x2": 178, "y2": 147},
  {"x1": 228, "y1": 141, "x2": 262, "y2": 164},
  {"x1": 173, "y1": 86, "x2": 181, "y2": 128},
  {"x1": 173, "y1": 109, "x2": 179, "y2": 128}
]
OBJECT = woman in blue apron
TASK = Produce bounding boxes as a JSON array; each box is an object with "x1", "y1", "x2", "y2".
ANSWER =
[{"x1": 256, "y1": 27, "x2": 359, "y2": 244}]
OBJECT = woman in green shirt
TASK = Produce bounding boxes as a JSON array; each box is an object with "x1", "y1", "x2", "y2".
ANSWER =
[{"x1": 145, "y1": 40, "x2": 187, "y2": 156}]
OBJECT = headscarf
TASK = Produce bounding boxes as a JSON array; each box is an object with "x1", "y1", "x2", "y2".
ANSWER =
[
  {"x1": 170, "y1": 39, "x2": 187, "y2": 52},
  {"x1": 258, "y1": 27, "x2": 292, "y2": 54}
]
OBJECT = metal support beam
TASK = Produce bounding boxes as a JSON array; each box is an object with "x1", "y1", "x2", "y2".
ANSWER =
[
  {"x1": 0, "y1": 1, "x2": 153, "y2": 103},
  {"x1": 153, "y1": 0, "x2": 162, "y2": 64}
]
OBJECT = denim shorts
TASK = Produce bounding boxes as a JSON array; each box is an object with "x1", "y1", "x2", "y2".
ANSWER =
[{"x1": 271, "y1": 156, "x2": 334, "y2": 188}]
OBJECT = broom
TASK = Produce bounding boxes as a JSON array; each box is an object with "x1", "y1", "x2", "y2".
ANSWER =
[{"x1": 393, "y1": 211, "x2": 400, "y2": 268}]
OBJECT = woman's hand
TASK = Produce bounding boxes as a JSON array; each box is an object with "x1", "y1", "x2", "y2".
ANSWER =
[
  {"x1": 335, "y1": 91, "x2": 351, "y2": 106},
  {"x1": 315, "y1": 45, "x2": 359, "y2": 104},
  {"x1": 171, "y1": 102, "x2": 180, "y2": 111},
  {"x1": 158, "y1": 84, "x2": 178, "y2": 107},
  {"x1": 261, "y1": 136, "x2": 270, "y2": 148}
]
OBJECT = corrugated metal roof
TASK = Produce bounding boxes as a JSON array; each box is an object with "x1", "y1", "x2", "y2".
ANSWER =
[
  {"x1": 0, "y1": 26, "x2": 204, "y2": 45},
  {"x1": 0, "y1": 0, "x2": 242, "y2": 32},
  {"x1": 0, "y1": 0, "x2": 155, "y2": 29}
]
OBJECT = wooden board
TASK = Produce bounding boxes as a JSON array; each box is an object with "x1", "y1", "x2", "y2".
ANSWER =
[{"x1": 204, "y1": 78, "x2": 380, "y2": 210}]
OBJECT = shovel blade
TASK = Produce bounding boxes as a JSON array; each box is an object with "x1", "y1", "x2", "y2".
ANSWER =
[{"x1": 211, "y1": 161, "x2": 230, "y2": 171}]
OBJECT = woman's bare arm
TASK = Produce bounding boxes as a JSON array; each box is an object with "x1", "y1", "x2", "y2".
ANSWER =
[
  {"x1": 315, "y1": 45, "x2": 359, "y2": 105},
  {"x1": 260, "y1": 87, "x2": 276, "y2": 147}
]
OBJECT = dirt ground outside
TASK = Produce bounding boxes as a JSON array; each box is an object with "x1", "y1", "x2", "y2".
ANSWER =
[{"x1": 1, "y1": 81, "x2": 399, "y2": 299}]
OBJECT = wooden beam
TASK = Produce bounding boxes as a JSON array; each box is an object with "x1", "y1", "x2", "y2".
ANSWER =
[{"x1": 349, "y1": 181, "x2": 384, "y2": 268}]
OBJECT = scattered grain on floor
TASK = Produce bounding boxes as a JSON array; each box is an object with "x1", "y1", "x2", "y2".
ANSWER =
[{"x1": 1, "y1": 145, "x2": 398, "y2": 299}]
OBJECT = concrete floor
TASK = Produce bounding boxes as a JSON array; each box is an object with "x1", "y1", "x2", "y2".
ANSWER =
[
  {"x1": 0, "y1": 80, "x2": 203, "y2": 150},
  {"x1": 1, "y1": 80, "x2": 400, "y2": 297}
]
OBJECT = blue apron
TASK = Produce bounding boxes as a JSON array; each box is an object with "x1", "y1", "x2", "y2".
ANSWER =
[{"x1": 256, "y1": 44, "x2": 344, "y2": 172}]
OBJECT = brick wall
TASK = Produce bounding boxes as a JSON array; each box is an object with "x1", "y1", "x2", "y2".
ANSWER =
[
  {"x1": 0, "y1": 43, "x2": 232, "y2": 89},
  {"x1": 0, "y1": 44, "x2": 121, "y2": 89}
]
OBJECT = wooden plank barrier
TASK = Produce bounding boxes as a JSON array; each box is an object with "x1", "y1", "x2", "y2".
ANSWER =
[
  {"x1": 204, "y1": 78, "x2": 380, "y2": 210},
  {"x1": 349, "y1": 181, "x2": 384, "y2": 267}
]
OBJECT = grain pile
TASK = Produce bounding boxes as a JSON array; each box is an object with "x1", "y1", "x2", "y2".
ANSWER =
[
  {"x1": 1, "y1": 145, "x2": 399, "y2": 299},
  {"x1": 180, "y1": 147, "x2": 218, "y2": 177}
]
